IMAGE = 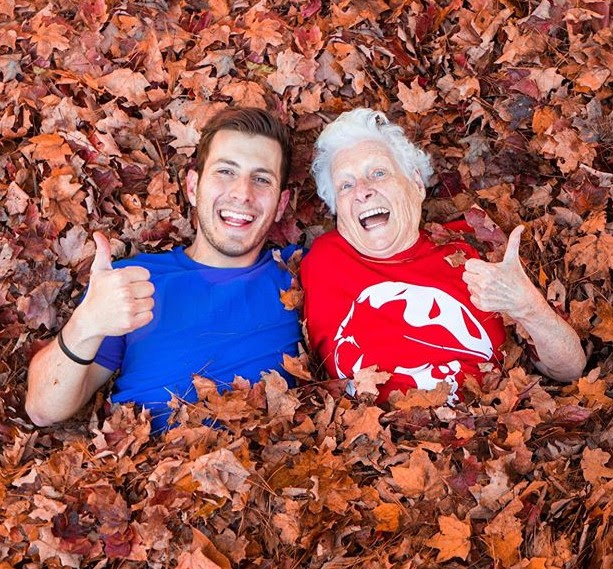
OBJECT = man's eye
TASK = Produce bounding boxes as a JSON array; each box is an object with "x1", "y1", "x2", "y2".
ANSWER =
[
  {"x1": 217, "y1": 168, "x2": 233, "y2": 176},
  {"x1": 254, "y1": 176, "x2": 272, "y2": 185}
]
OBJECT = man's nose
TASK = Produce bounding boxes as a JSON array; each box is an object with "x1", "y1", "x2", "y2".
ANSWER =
[{"x1": 230, "y1": 176, "x2": 254, "y2": 202}]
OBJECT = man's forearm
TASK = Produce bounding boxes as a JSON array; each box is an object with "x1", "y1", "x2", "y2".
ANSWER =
[
  {"x1": 511, "y1": 294, "x2": 586, "y2": 381},
  {"x1": 25, "y1": 312, "x2": 109, "y2": 426}
]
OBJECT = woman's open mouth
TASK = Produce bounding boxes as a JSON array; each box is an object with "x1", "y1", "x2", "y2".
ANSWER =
[{"x1": 358, "y1": 207, "x2": 390, "y2": 230}]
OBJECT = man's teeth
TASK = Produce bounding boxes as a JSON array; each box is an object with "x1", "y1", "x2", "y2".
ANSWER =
[
  {"x1": 358, "y1": 207, "x2": 389, "y2": 221},
  {"x1": 220, "y1": 210, "x2": 254, "y2": 222}
]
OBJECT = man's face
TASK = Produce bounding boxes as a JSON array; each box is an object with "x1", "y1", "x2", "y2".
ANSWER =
[
  {"x1": 187, "y1": 129, "x2": 289, "y2": 267},
  {"x1": 331, "y1": 139, "x2": 425, "y2": 258}
]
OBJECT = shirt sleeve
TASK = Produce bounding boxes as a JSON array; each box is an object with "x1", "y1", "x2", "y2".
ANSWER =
[{"x1": 94, "y1": 335, "x2": 126, "y2": 372}]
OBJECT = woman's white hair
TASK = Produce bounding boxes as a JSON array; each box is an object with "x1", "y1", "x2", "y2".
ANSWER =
[{"x1": 311, "y1": 108, "x2": 433, "y2": 214}]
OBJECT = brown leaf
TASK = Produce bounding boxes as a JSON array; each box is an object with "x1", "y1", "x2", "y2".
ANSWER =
[
  {"x1": 190, "y1": 448, "x2": 251, "y2": 498},
  {"x1": 98, "y1": 69, "x2": 150, "y2": 105},
  {"x1": 397, "y1": 78, "x2": 437, "y2": 113},
  {"x1": 566, "y1": 233, "x2": 613, "y2": 279},
  {"x1": 353, "y1": 365, "x2": 391, "y2": 397},
  {"x1": 483, "y1": 498, "x2": 523, "y2": 567},
  {"x1": 263, "y1": 370, "x2": 299, "y2": 420},
  {"x1": 40, "y1": 173, "x2": 87, "y2": 232},
  {"x1": 282, "y1": 353, "x2": 312, "y2": 381},
  {"x1": 343, "y1": 405, "x2": 383, "y2": 445}
]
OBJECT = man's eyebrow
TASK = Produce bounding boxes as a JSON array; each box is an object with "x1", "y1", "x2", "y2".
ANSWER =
[
  {"x1": 212, "y1": 158, "x2": 239, "y2": 168},
  {"x1": 212, "y1": 159, "x2": 278, "y2": 178}
]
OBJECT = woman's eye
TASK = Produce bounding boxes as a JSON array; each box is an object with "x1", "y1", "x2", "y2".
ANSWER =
[
  {"x1": 339, "y1": 182, "x2": 352, "y2": 192},
  {"x1": 372, "y1": 169, "x2": 386, "y2": 178}
]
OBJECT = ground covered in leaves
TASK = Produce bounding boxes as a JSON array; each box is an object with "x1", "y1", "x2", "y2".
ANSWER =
[{"x1": 0, "y1": 0, "x2": 611, "y2": 567}]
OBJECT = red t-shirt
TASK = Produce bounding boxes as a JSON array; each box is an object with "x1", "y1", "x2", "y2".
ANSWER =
[{"x1": 301, "y1": 229, "x2": 506, "y2": 403}]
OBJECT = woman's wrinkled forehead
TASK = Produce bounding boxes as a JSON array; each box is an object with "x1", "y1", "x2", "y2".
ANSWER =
[{"x1": 331, "y1": 138, "x2": 398, "y2": 179}]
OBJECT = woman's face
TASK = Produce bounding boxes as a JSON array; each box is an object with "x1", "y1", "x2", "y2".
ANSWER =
[{"x1": 331, "y1": 139, "x2": 425, "y2": 258}]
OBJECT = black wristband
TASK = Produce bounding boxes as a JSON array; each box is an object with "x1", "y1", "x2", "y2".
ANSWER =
[{"x1": 57, "y1": 328, "x2": 95, "y2": 366}]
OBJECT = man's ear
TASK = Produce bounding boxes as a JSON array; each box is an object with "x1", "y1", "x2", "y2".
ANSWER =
[
  {"x1": 275, "y1": 189, "x2": 291, "y2": 222},
  {"x1": 186, "y1": 169, "x2": 199, "y2": 207}
]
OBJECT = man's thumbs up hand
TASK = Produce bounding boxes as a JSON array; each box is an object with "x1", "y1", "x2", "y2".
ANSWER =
[
  {"x1": 77, "y1": 233, "x2": 155, "y2": 338},
  {"x1": 91, "y1": 231, "x2": 113, "y2": 272},
  {"x1": 462, "y1": 225, "x2": 540, "y2": 319}
]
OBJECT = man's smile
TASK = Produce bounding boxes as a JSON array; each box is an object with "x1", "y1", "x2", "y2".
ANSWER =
[
  {"x1": 219, "y1": 209, "x2": 256, "y2": 227},
  {"x1": 358, "y1": 207, "x2": 390, "y2": 229}
]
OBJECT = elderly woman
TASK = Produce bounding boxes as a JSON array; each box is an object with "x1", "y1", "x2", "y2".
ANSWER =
[{"x1": 301, "y1": 108, "x2": 586, "y2": 402}]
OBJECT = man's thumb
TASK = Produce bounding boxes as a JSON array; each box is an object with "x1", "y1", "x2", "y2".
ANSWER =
[
  {"x1": 91, "y1": 232, "x2": 113, "y2": 272},
  {"x1": 502, "y1": 225, "x2": 524, "y2": 265}
]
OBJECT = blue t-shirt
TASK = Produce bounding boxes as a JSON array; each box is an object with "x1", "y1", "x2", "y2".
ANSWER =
[{"x1": 94, "y1": 245, "x2": 302, "y2": 430}]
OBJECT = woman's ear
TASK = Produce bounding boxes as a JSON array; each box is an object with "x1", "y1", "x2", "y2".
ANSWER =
[
  {"x1": 412, "y1": 169, "x2": 426, "y2": 198},
  {"x1": 186, "y1": 169, "x2": 198, "y2": 207}
]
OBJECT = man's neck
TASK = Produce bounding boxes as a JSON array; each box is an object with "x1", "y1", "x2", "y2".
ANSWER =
[{"x1": 184, "y1": 237, "x2": 261, "y2": 268}]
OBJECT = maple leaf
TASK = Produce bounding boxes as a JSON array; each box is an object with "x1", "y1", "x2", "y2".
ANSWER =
[
  {"x1": 40, "y1": 173, "x2": 88, "y2": 232},
  {"x1": 483, "y1": 498, "x2": 523, "y2": 566},
  {"x1": 168, "y1": 119, "x2": 200, "y2": 157},
  {"x1": 282, "y1": 353, "x2": 312, "y2": 381},
  {"x1": 98, "y1": 69, "x2": 150, "y2": 105},
  {"x1": 25, "y1": 133, "x2": 72, "y2": 165},
  {"x1": 426, "y1": 514, "x2": 471, "y2": 562},
  {"x1": 592, "y1": 300, "x2": 613, "y2": 342},
  {"x1": 373, "y1": 502, "x2": 401, "y2": 532},
  {"x1": 31, "y1": 22, "x2": 71, "y2": 59},
  {"x1": 190, "y1": 448, "x2": 251, "y2": 498},
  {"x1": 267, "y1": 49, "x2": 313, "y2": 95},
  {"x1": 31, "y1": 526, "x2": 82, "y2": 568},
  {"x1": 352, "y1": 365, "x2": 391, "y2": 397},
  {"x1": 244, "y1": 10, "x2": 284, "y2": 54},
  {"x1": 398, "y1": 78, "x2": 437, "y2": 113},
  {"x1": 390, "y1": 448, "x2": 446, "y2": 499},
  {"x1": 390, "y1": 380, "x2": 450, "y2": 409},
  {"x1": 565, "y1": 233, "x2": 613, "y2": 279},
  {"x1": 342, "y1": 405, "x2": 383, "y2": 445},
  {"x1": 272, "y1": 512, "x2": 301, "y2": 545},
  {"x1": 581, "y1": 447, "x2": 613, "y2": 486},
  {"x1": 263, "y1": 370, "x2": 299, "y2": 420},
  {"x1": 16, "y1": 280, "x2": 63, "y2": 330},
  {"x1": 52, "y1": 226, "x2": 93, "y2": 267},
  {"x1": 219, "y1": 81, "x2": 266, "y2": 108}
]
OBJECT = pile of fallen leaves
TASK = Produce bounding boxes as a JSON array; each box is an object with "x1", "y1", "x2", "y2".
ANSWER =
[
  {"x1": 1, "y1": 363, "x2": 613, "y2": 568},
  {"x1": 0, "y1": 0, "x2": 611, "y2": 567}
]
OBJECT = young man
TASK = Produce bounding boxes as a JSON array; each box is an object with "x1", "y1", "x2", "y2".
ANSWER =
[{"x1": 26, "y1": 107, "x2": 302, "y2": 431}]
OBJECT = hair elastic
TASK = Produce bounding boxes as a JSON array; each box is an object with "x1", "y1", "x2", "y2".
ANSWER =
[{"x1": 57, "y1": 328, "x2": 95, "y2": 365}]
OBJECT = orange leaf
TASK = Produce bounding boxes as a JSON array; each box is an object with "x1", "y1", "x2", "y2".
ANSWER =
[
  {"x1": 426, "y1": 514, "x2": 471, "y2": 562},
  {"x1": 592, "y1": 300, "x2": 613, "y2": 342},
  {"x1": 373, "y1": 502, "x2": 401, "y2": 532}
]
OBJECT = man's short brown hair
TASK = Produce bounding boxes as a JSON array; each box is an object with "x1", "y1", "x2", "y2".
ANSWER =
[{"x1": 195, "y1": 107, "x2": 292, "y2": 189}]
